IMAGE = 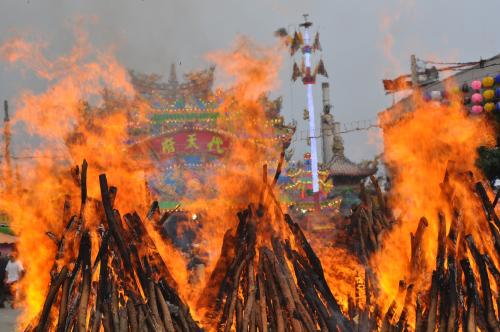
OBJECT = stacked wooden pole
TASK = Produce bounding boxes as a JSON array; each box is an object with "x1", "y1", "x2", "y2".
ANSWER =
[
  {"x1": 345, "y1": 166, "x2": 500, "y2": 332},
  {"x1": 198, "y1": 162, "x2": 351, "y2": 332},
  {"x1": 347, "y1": 176, "x2": 394, "y2": 265},
  {"x1": 27, "y1": 161, "x2": 201, "y2": 332}
]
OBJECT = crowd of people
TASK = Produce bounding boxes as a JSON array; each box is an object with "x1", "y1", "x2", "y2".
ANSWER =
[{"x1": 0, "y1": 250, "x2": 24, "y2": 308}]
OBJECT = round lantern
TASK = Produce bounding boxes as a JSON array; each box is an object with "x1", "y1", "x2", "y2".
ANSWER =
[
  {"x1": 431, "y1": 90, "x2": 442, "y2": 100},
  {"x1": 471, "y1": 80, "x2": 482, "y2": 90},
  {"x1": 484, "y1": 102, "x2": 495, "y2": 112},
  {"x1": 461, "y1": 83, "x2": 470, "y2": 93},
  {"x1": 482, "y1": 76, "x2": 494, "y2": 88},
  {"x1": 471, "y1": 105, "x2": 483, "y2": 114},
  {"x1": 471, "y1": 93, "x2": 483, "y2": 104},
  {"x1": 463, "y1": 96, "x2": 471, "y2": 105},
  {"x1": 483, "y1": 89, "x2": 495, "y2": 101},
  {"x1": 495, "y1": 74, "x2": 500, "y2": 84}
]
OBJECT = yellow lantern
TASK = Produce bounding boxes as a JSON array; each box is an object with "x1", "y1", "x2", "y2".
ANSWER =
[
  {"x1": 483, "y1": 89, "x2": 495, "y2": 101},
  {"x1": 482, "y1": 76, "x2": 494, "y2": 88},
  {"x1": 484, "y1": 102, "x2": 495, "y2": 112}
]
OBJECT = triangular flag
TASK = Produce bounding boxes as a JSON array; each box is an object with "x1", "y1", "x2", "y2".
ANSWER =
[
  {"x1": 316, "y1": 59, "x2": 328, "y2": 78},
  {"x1": 292, "y1": 62, "x2": 302, "y2": 81},
  {"x1": 290, "y1": 31, "x2": 300, "y2": 56},
  {"x1": 313, "y1": 32, "x2": 322, "y2": 51},
  {"x1": 297, "y1": 31, "x2": 304, "y2": 45}
]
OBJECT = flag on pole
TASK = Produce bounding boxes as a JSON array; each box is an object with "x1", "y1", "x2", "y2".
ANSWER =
[
  {"x1": 316, "y1": 59, "x2": 328, "y2": 78},
  {"x1": 290, "y1": 31, "x2": 302, "y2": 56},
  {"x1": 292, "y1": 62, "x2": 302, "y2": 81},
  {"x1": 313, "y1": 32, "x2": 322, "y2": 52}
]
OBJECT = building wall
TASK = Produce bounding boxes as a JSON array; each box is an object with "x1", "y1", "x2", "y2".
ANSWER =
[{"x1": 380, "y1": 53, "x2": 500, "y2": 126}]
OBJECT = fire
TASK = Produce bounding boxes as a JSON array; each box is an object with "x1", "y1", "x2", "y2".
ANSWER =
[
  {"x1": 0, "y1": 30, "x2": 162, "y2": 326},
  {"x1": 373, "y1": 90, "x2": 496, "y2": 320},
  {"x1": 176, "y1": 37, "x2": 287, "y2": 316},
  {"x1": 0, "y1": 27, "x2": 290, "y2": 329}
]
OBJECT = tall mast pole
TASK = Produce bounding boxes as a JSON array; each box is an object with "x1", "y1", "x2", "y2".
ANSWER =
[{"x1": 300, "y1": 15, "x2": 320, "y2": 209}]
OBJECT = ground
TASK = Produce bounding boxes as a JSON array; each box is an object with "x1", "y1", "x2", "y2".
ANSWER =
[{"x1": 0, "y1": 308, "x2": 20, "y2": 331}]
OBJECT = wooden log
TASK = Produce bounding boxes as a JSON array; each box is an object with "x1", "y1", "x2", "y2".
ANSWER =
[
  {"x1": 35, "y1": 266, "x2": 68, "y2": 332},
  {"x1": 102, "y1": 306, "x2": 113, "y2": 332},
  {"x1": 148, "y1": 281, "x2": 166, "y2": 332},
  {"x1": 272, "y1": 238, "x2": 315, "y2": 332},
  {"x1": 249, "y1": 305, "x2": 256, "y2": 332},
  {"x1": 466, "y1": 235, "x2": 500, "y2": 332},
  {"x1": 90, "y1": 310, "x2": 102, "y2": 332},
  {"x1": 461, "y1": 258, "x2": 478, "y2": 332},
  {"x1": 264, "y1": 248, "x2": 303, "y2": 332},
  {"x1": 236, "y1": 296, "x2": 243, "y2": 332},
  {"x1": 426, "y1": 271, "x2": 439, "y2": 332},
  {"x1": 257, "y1": 260, "x2": 268, "y2": 332},
  {"x1": 291, "y1": 251, "x2": 336, "y2": 331},
  {"x1": 446, "y1": 212, "x2": 459, "y2": 332},
  {"x1": 261, "y1": 252, "x2": 285, "y2": 332},
  {"x1": 118, "y1": 306, "x2": 128, "y2": 332},
  {"x1": 484, "y1": 253, "x2": 500, "y2": 314},
  {"x1": 99, "y1": 174, "x2": 133, "y2": 273},
  {"x1": 380, "y1": 299, "x2": 396, "y2": 332},
  {"x1": 77, "y1": 232, "x2": 91, "y2": 332},
  {"x1": 410, "y1": 217, "x2": 428, "y2": 279},
  {"x1": 437, "y1": 212, "x2": 447, "y2": 275},
  {"x1": 127, "y1": 299, "x2": 138, "y2": 332},
  {"x1": 221, "y1": 255, "x2": 246, "y2": 332},
  {"x1": 415, "y1": 293, "x2": 424, "y2": 332},
  {"x1": 56, "y1": 276, "x2": 70, "y2": 332},
  {"x1": 370, "y1": 175, "x2": 388, "y2": 217},
  {"x1": 110, "y1": 282, "x2": 120, "y2": 332},
  {"x1": 79, "y1": 159, "x2": 88, "y2": 218},
  {"x1": 241, "y1": 257, "x2": 257, "y2": 331},
  {"x1": 136, "y1": 305, "x2": 146, "y2": 331},
  {"x1": 156, "y1": 285, "x2": 175, "y2": 332},
  {"x1": 476, "y1": 182, "x2": 500, "y2": 228},
  {"x1": 396, "y1": 284, "x2": 414, "y2": 331}
]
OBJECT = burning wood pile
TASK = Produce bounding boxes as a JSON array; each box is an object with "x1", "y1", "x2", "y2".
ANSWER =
[
  {"x1": 342, "y1": 167, "x2": 500, "y2": 332},
  {"x1": 198, "y1": 206, "x2": 350, "y2": 331},
  {"x1": 27, "y1": 161, "x2": 200, "y2": 332},
  {"x1": 22, "y1": 158, "x2": 500, "y2": 332},
  {"x1": 196, "y1": 163, "x2": 352, "y2": 331},
  {"x1": 347, "y1": 176, "x2": 395, "y2": 263}
]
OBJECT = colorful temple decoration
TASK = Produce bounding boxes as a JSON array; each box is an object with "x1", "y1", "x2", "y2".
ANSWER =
[
  {"x1": 279, "y1": 153, "x2": 340, "y2": 213},
  {"x1": 127, "y1": 64, "x2": 296, "y2": 209}
]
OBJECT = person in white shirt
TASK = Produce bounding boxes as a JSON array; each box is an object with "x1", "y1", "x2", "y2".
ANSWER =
[{"x1": 4, "y1": 253, "x2": 24, "y2": 307}]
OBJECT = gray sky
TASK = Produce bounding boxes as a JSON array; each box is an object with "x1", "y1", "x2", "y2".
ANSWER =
[{"x1": 1, "y1": 0, "x2": 499, "y2": 162}]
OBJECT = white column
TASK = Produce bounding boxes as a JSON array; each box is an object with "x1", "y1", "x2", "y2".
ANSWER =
[{"x1": 303, "y1": 29, "x2": 320, "y2": 193}]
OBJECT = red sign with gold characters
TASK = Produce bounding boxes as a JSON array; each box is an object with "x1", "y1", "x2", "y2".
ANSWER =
[{"x1": 146, "y1": 129, "x2": 231, "y2": 160}]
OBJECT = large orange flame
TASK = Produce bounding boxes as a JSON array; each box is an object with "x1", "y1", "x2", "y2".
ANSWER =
[
  {"x1": 175, "y1": 37, "x2": 286, "y2": 317},
  {"x1": 373, "y1": 90, "x2": 496, "y2": 320},
  {"x1": 0, "y1": 30, "x2": 158, "y2": 325}
]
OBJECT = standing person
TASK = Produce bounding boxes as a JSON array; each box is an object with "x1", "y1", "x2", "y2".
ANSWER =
[
  {"x1": 4, "y1": 251, "x2": 24, "y2": 308},
  {"x1": 0, "y1": 253, "x2": 8, "y2": 308}
]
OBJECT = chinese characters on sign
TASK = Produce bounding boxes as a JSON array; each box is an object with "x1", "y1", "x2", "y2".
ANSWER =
[{"x1": 154, "y1": 130, "x2": 229, "y2": 159}]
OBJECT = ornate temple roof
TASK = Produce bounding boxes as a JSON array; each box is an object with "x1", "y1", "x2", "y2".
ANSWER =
[
  {"x1": 327, "y1": 155, "x2": 377, "y2": 177},
  {"x1": 129, "y1": 64, "x2": 215, "y2": 104}
]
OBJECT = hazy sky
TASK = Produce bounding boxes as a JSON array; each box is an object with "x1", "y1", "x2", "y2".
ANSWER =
[{"x1": 1, "y1": 0, "x2": 499, "y2": 162}]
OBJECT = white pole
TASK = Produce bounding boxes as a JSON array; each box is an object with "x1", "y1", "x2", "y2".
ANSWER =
[{"x1": 303, "y1": 28, "x2": 320, "y2": 194}]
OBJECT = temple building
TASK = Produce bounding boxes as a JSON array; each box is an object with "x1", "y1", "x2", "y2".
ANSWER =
[
  {"x1": 127, "y1": 64, "x2": 296, "y2": 209},
  {"x1": 320, "y1": 82, "x2": 377, "y2": 187}
]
